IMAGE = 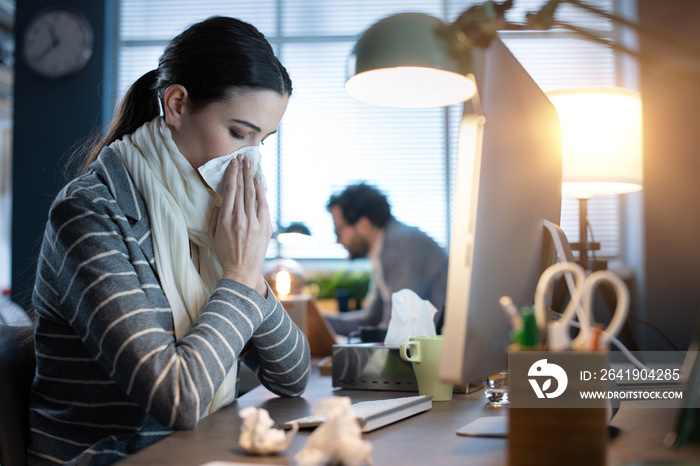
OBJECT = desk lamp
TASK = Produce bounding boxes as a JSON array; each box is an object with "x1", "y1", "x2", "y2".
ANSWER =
[
  {"x1": 266, "y1": 223, "x2": 312, "y2": 297},
  {"x1": 346, "y1": 0, "x2": 696, "y2": 104},
  {"x1": 547, "y1": 88, "x2": 643, "y2": 271},
  {"x1": 263, "y1": 258, "x2": 306, "y2": 298},
  {"x1": 346, "y1": 12, "x2": 477, "y2": 108}
]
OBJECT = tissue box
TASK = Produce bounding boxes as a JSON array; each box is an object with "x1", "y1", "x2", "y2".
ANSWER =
[{"x1": 331, "y1": 343, "x2": 418, "y2": 391}]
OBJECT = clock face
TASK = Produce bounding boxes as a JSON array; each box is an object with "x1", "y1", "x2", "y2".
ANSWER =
[{"x1": 23, "y1": 8, "x2": 94, "y2": 79}]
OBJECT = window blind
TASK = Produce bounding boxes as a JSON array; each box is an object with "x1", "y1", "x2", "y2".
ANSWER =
[{"x1": 116, "y1": 0, "x2": 622, "y2": 261}]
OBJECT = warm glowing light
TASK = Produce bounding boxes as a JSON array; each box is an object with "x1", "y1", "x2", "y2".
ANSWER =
[
  {"x1": 346, "y1": 67, "x2": 477, "y2": 108},
  {"x1": 548, "y1": 88, "x2": 643, "y2": 197},
  {"x1": 275, "y1": 270, "x2": 292, "y2": 296},
  {"x1": 277, "y1": 232, "x2": 314, "y2": 245}
]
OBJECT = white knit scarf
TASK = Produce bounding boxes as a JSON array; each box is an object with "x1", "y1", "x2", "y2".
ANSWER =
[{"x1": 110, "y1": 116, "x2": 237, "y2": 416}]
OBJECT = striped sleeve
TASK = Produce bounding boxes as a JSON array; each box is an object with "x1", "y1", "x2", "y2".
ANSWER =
[
  {"x1": 242, "y1": 290, "x2": 311, "y2": 396},
  {"x1": 45, "y1": 192, "x2": 276, "y2": 430}
]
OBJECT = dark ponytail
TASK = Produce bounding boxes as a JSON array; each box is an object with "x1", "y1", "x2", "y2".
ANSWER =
[
  {"x1": 79, "y1": 16, "x2": 291, "y2": 175},
  {"x1": 78, "y1": 70, "x2": 160, "y2": 174}
]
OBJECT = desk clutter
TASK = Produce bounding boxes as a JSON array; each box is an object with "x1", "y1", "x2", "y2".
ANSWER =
[
  {"x1": 501, "y1": 261, "x2": 632, "y2": 466},
  {"x1": 238, "y1": 406, "x2": 296, "y2": 455},
  {"x1": 242, "y1": 289, "x2": 445, "y2": 466},
  {"x1": 282, "y1": 267, "x2": 640, "y2": 466},
  {"x1": 238, "y1": 397, "x2": 378, "y2": 466},
  {"x1": 131, "y1": 365, "x2": 700, "y2": 466},
  {"x1": 294, "y1": 397, "x2": 373, "y2": 466}
]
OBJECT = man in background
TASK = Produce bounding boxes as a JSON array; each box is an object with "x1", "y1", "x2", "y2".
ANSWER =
[{"x1": 325, "y1": 183, "x2": 448, "y2": 336}]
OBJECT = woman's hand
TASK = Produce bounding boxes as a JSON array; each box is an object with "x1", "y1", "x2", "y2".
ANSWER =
[{"x1": 208, "y1": 154, "x2": 272, "y2": 295}]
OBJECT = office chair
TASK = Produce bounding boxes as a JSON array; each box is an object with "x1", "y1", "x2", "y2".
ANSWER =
[{"x1": 0, "y1": 324, "x2": 35, "y2": 466}]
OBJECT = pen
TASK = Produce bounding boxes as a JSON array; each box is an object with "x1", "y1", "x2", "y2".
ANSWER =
[{"x1": 499, "y1": 296, "x2": 523, "y2": 331}]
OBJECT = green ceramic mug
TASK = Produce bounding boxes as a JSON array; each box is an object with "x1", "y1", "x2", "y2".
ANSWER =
[{"x1": 399, "y1": 335, "x2": 454, "y2": 401}]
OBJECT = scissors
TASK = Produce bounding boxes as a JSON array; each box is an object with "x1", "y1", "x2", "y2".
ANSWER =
[{"x1": 533, "y1": 261, "x2": 630, "y2": 351}]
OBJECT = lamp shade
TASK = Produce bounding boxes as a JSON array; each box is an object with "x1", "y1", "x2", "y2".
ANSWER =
[
  {"x1": 346, "y1": 12, "x2": 477, "y2": 108},
  {"x1": 547, "y1": 88, "x2": 643, "y2": 197},
  {"x1": 275, "y1": 222, "x2": 312, "y2": 245}
]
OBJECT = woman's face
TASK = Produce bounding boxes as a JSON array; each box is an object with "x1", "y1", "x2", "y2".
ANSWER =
[{"x1": 171, "y1": 89, "x2": 289, "y2": 170}]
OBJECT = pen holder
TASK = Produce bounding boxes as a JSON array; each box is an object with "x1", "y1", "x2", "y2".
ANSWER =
[{"x1": 507, "y1": 350, "x2": 610, "y2": 466}]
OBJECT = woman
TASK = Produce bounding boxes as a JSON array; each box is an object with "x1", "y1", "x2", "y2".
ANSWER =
[{"x1": 28, "y1": 17, "x2": 310, "y2": 465}]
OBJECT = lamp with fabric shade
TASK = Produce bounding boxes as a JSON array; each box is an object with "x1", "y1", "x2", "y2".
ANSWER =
[
  {"x1": 266, "y1": 223, "x2": 312, "y2": 295},
  {"x1": 547, "y1": 87, "x2": 643, "y2": 270}
]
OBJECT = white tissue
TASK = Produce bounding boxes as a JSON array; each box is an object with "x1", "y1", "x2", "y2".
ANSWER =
[
  {"x1": 383, "y1": 289, "x2": 437, "y2": 347},
  {"x1": 198, "y1": 146, "x2": 267, "y2": 197},
  {"x1": 238, "y1": 406, "x2": 296, "y2": 455},
  {"x1": 294, "y1": 397, "x2": 373, "y2": 466}
]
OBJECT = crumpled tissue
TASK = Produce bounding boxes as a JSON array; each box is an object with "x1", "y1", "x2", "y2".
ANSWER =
[
  {"x1": 383, "y1": 289, "x2": 437, "y2": 347},
  {"x1": 238, "y1": 406, "x2": 297, "y2": 455},
  {"x1": 294, "y1": 397, "x2": 373, "y2": 466},
  {"x1": 198, "y1": 146, "x2": 267, "y2": 197}
]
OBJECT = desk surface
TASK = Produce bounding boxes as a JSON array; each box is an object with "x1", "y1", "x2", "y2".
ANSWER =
[{"x1": 118, "y1": 364, "x2": 700, "y2": 466}]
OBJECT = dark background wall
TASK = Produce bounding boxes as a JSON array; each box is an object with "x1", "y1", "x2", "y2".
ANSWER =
[
  {"x1": 11, "y1": 0, "x2": 112, "y2": 308},
  {"x1": 638, "y1": 0, "x2": 700, "y2": 350}
]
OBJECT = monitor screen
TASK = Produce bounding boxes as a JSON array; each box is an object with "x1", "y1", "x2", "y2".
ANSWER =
[{"x1": 439, "y1": 37, "x2": 563, "y2": 386}]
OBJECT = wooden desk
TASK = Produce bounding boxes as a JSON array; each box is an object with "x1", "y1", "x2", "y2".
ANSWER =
[{"x1": 118, "y1": 365, "x2": 700, "y2": 466}]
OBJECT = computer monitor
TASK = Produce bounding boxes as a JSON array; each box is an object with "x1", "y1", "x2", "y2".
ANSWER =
[{"x1": 438, "y1": 37, "x2": 563, "y2": 387}]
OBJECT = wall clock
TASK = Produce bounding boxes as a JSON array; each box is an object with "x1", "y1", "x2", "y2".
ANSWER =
[{"x1": 22, "y1": 7, "x2": 94, "y2": 79}]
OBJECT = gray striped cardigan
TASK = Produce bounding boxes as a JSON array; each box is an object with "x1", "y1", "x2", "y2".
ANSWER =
[{"x1": 28, "y1": 148, "x2": 310, "y2": 465}]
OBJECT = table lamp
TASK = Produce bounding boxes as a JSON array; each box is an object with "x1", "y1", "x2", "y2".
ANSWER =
[
  {"x1": 547, "y1": 87, "x2": 643, "y2": 271},
  {"x1": 263, "y1": 258, "x2": 306, "y2": 298},
  {"x1": 266, "y1": 222, "x2": 312, "y2": 295}
]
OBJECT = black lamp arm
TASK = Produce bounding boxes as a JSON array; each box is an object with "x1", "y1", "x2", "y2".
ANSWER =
[
  {"x1": 449, "y1": 0, "x2": 700, "y2": 76},
  {"x1": 529, "y1": 0, "x2": 700, "y2": 74}
]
